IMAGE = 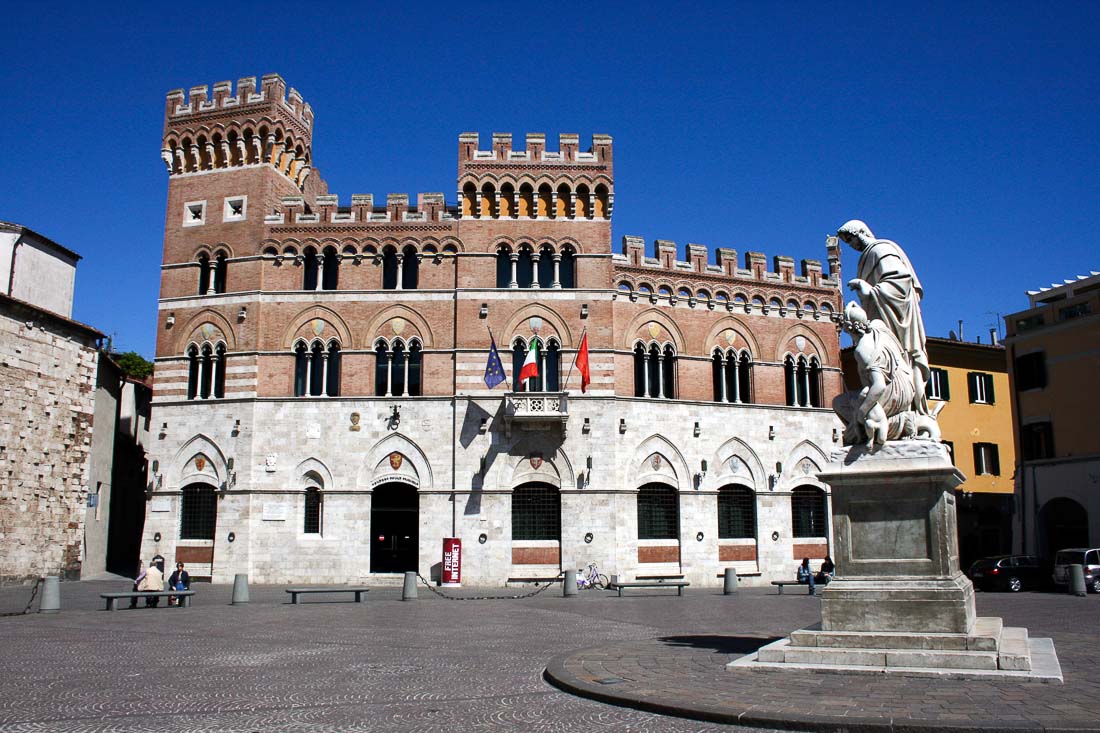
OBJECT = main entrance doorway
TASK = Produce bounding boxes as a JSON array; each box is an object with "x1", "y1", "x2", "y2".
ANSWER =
[{"x1": 370, "y1": 482, "x2": 419, "y2": 572}]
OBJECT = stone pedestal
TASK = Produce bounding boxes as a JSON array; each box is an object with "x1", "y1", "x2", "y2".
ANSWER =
[
  {"x1": 730, "y1": 441, "x2": 1062, "y2": 681},
  {"x1": 819, "y1": 441, "x2": 975, "y2": 634}
]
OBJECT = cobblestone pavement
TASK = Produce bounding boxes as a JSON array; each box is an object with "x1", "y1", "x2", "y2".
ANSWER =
[
  {"x1": 545, "y1": 588, "x2": 1099, "y2": 732},
  {"x1": 0, "y1": 579, "x2": 1093, "y2": 732}
]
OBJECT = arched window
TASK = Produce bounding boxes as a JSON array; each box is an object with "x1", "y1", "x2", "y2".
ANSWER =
[
  {"x1": 637, "y1": 483, "x2": 678, "y2": 539},
  {"x1": 321, "y1": 246, "x2": 339, "y2": 290},
  {"x1": 518, "y1": 183, "x2": 535, "y2": 218},
  {"x1": 784, "y1": 355, "x2": 797, "y2": 406},
  {"x1": 559, "y1": 247, "x2": 576, "y2": 289},
  {"x1": 213, "y1": 343, "x2": 226, "y2": 398},
  {"x1": 401, "y1": 245, "x2": 419, "y2": 290},
  {"x1": 713, "y1": 349, "x2": 747, "y2": 403},
  {"x1": 186, "y1": 344, "x2": 199, "y2": 399},
  {"x1": 480, "y1": 183, "x2": 496, "y2": 218},
  {"x1": 574, "y1": 184, "x2": 590, "y2": 219},
  {"x1": 382, "y1": 247, "x2": 399, "y2": 290},
  {"x1": 510, "y1": 337, "x2": 558, "y2": 392},
  {"x1": 718, "y1": 485, "x2": 756, "y2": 539},
  {"x1": 213, "y1": 252, "x2": 228, "y2": 293},
  {"x1": 197, "y1": 254, "x2": 211, "y2": 295},
  {"x1": 499, "y1": 184, "x2": 514, "y2": 218},
  {"x1": 515, "y1": 247, "x2": 534, "y2": 288},
  {"x1": 537, "y1": 245, "x2": 554, "y2": 288},
  {"x1": 537, "y1": 184, "x2": 553, "y2": 218},
  {"x1": 294, "y1": 340, "x2": 341, "y2": 397},
  {"x1": 304, "y1": 487, "x2": 323, "y2": 534},
  {"x1": 303, "y1": 246, "x2": 319, "y2": 290},
  {"x1": 594, "y1": 184, "x2": 610, "y2": 218},
  {"x1": 512, "y1": 483, "x2": 561, "y2": 541},
  {"x1": 661, "y1": 344, "x2": 676, "y2": 399},
  {"x1": 809, "y1": 357, "x2": 822, "y2": 408},
  {"x1": 373, "y1": 339, "x2": 422, "y2": 396},
  {"x1": 496, "y1": 246, "x2": 514, "y2": 288},
  {"x1": 792, "y1": 486, "x2": 828, "y2": 538},
  {"x1": 555, "y1": 184, "x2": 571, "y2": 218},
  {"x1": 199, "y1": 344, "x2": 213, "y2": 398},
  {"x1": 180, "y1": 483, "x2": 217, "y2": 540},
  {"x1": 462, "y1": 183, "x2": 477, "y2": 218},
  {"x1": 633, "y1": 344, "x2": 646, "y2": 397},
  {"x1": 737, "y1": 352, "x2": 752, "y2": 403}
]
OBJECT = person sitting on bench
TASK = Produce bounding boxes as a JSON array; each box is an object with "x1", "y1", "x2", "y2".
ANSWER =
[
  {"x1": 796, "y1": 557, "x2": 816, "y2": 595},
  {"x1": 137, "y1": 559, "x2": 164, "y2": 607},
  {"x1": 816, "y1": 555, "x2": 835, "y2": 585}
]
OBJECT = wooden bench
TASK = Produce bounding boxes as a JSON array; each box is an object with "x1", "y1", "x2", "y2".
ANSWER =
[
  {"x1": 285, "y1": 587, "x2": 370, "y2": 604},
  {"x1": 100, "y1": 591, "x2": 194, "y2": 610},
  {"x1": 771, "y1": 581, "x2": 815, "y2": 595},
  {"x1": 608, "y1": 580, "x2": 690, "y2": 597}
]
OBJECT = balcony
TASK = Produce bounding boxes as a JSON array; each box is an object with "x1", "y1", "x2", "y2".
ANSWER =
[{"x1": 504, "y1": 392, "x2": 568, "y2": 436}]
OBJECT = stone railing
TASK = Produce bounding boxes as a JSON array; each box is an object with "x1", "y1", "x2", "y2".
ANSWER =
[{"x1": 504, "y1": 392, "x2": 568, "y2": 435}]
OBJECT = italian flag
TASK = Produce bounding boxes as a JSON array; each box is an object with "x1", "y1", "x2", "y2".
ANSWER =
[{"x1": 518, "y1": 340, "x2": 540, "y2": 384}]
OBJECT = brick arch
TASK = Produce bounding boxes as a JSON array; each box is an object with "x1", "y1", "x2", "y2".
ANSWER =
[
  {"x1": 774, "y1": 323, "x2": 830, "y2": 363},
  {"x1": 282, "y1": 306, "x2": 354, "y2": 349},
  {"x1": 362, "y1": 304, "x2": 435, "y2": 349},
  {"x1": 175, "y1": 309, "x2": 237, "y2": 354},
  {"x1": 701, "y1": 316, "x2": 761, "y2": 358},
  {"x1": 553, "y1": 236, "x2": 584, "y2": 255},
  {"x1": 501, "y1": 304, "x2": 574, "y2": 349},
  {"x1": 619, "y1": 308, "x2": 686, "y2": 352}
]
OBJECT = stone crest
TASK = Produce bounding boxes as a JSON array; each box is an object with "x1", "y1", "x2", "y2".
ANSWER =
[
  {"x1": 529, "y1": 316, "x2": 542, "y2": 334},
  {"x1": 795, "y1": 335, "x2": 807, "y2": 352},
  {"x1": 311, "y1": 319, "x2": 324, "y2": 337},
  {"x1": 349, "y1": 412, "x2": 361, "y2": 432},
  {"x1": 391, "y1": 318, "x2": 406, "y2": 335},
  {"x1": 201, "y1": 323, "x2": 216, "y2": 341},
  {"x1": 723, "y1": 329, "x2": 737, "y2": 346},
  {"x1": 195, "y1": 456, "x2": 206, "y2": 472},
  {"x1": 529, "y1": 453, "x2": 543, "y2": 470},
  {"x1": 388, "y1": 452, "x2": 404, "y2": 471},
  {"x1": 647, "y1": 323, "x2": 661, "y2": 340},
  {"x1": 651, "y1": 454, "x2": 662, "y2": 471}
]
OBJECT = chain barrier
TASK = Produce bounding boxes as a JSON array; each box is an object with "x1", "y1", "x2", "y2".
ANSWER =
[
  {"x1": 415, "y1": 573, "x2": 562, "y2": 600},
  {"x1": 0, "y1": 577, "x2": 43, "y2": 618}
]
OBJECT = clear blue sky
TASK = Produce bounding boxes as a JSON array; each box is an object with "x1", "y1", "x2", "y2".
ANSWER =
[{"x1": 3, "y1": 2, "x2": 1097, "y2": 357}]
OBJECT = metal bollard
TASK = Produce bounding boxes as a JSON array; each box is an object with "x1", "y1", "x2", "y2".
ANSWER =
[
  {"x1": 402, "y1": 571, "x2": 417, "y2": 601},
  {"x1": 609, "y1": 574, "x2": 619, "y2": 588},
  {"x1": 231, "y1": 573, "x2": 250, "y2": 605},
  {"x1": 723, "y1": 567, "x2": 739, "y2": 595},
  {"x1": 1070, "y1": 564, "x2": 1087, "y2": 597},
  {"x1": 563, "y1": 569, "x2": 577, "y2": 597},
  {"x1": 39, "y1": 576, "x2": 60, "y2": 613}
]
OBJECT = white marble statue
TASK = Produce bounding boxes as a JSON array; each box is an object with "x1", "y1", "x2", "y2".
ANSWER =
[
  {"x1": 837, "y1": 220, "x2": 930, "y2": 417},
  {"x1": 833, "y1": 303, "x2": 942, "y2": 448}
]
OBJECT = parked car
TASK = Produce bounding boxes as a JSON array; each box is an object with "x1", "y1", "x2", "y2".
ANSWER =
[
  {"x1": 966, "y1": 555, "x2": 1045, "y2": 592},
  {"x1": 1052, "y1": 548, "x2": 1100, "y2": 593}
]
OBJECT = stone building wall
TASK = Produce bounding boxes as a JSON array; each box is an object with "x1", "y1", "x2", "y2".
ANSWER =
[{"x1": 0, "y1": 297, "x2": 100, "y2": 582}]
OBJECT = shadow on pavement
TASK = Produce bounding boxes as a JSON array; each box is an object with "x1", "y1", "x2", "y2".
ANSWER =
[{"x1": 657, "y1": 634, "x2": 779, "y2": 655}]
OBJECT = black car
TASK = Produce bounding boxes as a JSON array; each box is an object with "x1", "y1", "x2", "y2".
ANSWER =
[{"x1": 966, "y1": 555, "x2": 1045, "y2": 592}]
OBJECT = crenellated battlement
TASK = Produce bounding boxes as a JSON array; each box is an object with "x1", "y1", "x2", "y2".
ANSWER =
[
  {"x1": 262, "y1": 193, "x2": 459, "y2": 226},
  {"x1": 164, "y1": 74, "x2": 313, "y2": 130},
  {"x1": 613, "y1": 235, "x2": 841, "y2": 294},
  {"x1": 458, "y1": 132, "x2": 612, "y2": 168}
]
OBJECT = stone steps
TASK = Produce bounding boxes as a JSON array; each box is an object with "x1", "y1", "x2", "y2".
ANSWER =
[{"x1": 757, "y1": 619, "x2": 1030, "y2": 672}]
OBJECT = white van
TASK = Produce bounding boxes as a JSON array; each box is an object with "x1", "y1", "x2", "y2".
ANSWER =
[{"x1": 1052, "y1": 548, "x2": 1100, "y2": 593}]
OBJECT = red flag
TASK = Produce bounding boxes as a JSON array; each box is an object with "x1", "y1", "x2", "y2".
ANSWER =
[{"x1": 575, "y1": 333, "x2": 590, "y2": 393}]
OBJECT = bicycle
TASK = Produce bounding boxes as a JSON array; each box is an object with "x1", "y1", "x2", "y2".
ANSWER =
[{"x1": 577, "y1": 562, "x2": 609, "y2": 590}]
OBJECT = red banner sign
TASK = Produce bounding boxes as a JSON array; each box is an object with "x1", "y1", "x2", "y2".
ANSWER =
[{"x1": 442, "y1": 538, "x2": 462, "y2": 587}]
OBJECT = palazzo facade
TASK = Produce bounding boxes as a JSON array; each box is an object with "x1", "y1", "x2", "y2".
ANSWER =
[{"x1": 142, "y1": 74, "x2": 845, "y2": 586}]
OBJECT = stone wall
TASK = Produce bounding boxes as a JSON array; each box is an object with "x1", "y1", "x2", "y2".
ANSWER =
[{"x1": 0, "y1": 300, "x2": 99, "y2": 582}]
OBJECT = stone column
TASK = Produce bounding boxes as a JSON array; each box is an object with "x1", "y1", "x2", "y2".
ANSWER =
[
  {"x1": 304, "y1": 355, "x2": 313, "y2": 396},
  {"x1": 588, "y1": 193, "x2": 596, "y2": 219},
  {"x1": 550, "y1": 191, "x2": 558, "y2": 219},
  {"x1": 642, "y1": 351, "x2": 652, "y2": 398},
  {"x1": 314, "y1": 255, "x2": 323, "y2": 291},
  {"x1": 189, "y1": 145, "x2": 201, "y2": 172},
  {"x1": 509, "y1": 254, "x2": 518, "y2": 289},
  {"x1": 204, "y1": 142, "x2": 216, "y2": 170},
  {"x1": 385, "y1": 353, "x2": 394, "y2": 397},
  {"x1": 568, "y1": 192, "x2": 577, "y2": 219},
  {"x1": 657, "y1": 353, "x2": 665, "y2": 398},
  {"x1": 321, "y1": 353, "x2": 329, "y2": 396},
  {"x1": 530, "y1": 252, "x2": 541, "y2": 289},
  {"x1": 402, "y1": 351, "x2": 410, "y2": 395},
  {"x1": 475, "y1": 191, "x2": 483, "y2": 219},
  {"x1": 731, "y1": 356, "x2": 741, "y2": 403},
  {"x1": 551, "y1": 254, "x2": 561, "y2": 289},
  {"x1": 195, "y1": 357, "x2": 206, "y2": 399},
  {"x1": 210, "y1": 352, "x2": 221, "y2": 398},
  {"x1": 395, "y1": 254, "x2": 404, "y2": 290},
  {"x1": 220, "y1": 141, "x2": 231, "y2": 167}
]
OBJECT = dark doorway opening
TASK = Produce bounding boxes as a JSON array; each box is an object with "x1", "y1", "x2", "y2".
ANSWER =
[
  {"x1": 371, "y1": 482, "x2": 419, "y2": 573},
  {"x1": 1039, "y1": 497, "x2": 1089, "y2": 560}
]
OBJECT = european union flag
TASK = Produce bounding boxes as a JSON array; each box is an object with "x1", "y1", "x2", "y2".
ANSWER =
[{"x1": 484, "y1": 336, "x2": 506, "y2": 389}]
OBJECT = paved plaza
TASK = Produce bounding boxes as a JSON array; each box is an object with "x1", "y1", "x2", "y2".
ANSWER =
[{"x1": 0, "y1": 578, "x2": 1094, "y2": 732}]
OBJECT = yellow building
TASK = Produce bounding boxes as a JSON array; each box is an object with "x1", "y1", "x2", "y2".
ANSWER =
[{"x1": 842, "y1": 335, "x2": 1015, "y2": 566}]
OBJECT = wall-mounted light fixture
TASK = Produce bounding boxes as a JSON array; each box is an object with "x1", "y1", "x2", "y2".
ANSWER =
[
  {"x1": 151, "y1": 460, "x2": 159, "y2": 474},
  {"x1": 580, "y1": 304, "x2": 589, "y2": 318},
  {"x1": 388, "y1": 405, "x2": 401, "y2": 430},
  {"x1": 768, "y1": 425, "x2": 776, "y2": 440},
  {"x1": 479, "y1": 303, "x2": 488, "y2": 318},
  {"x1": 693, "y1": 421, "x2": 701, "y2": 437},
  {"x1": 583, "y1": 532, "x2": 594, "y2": 544},
  {"x1": 227, "y1": 457, "x2": 235, "y2": 470},
  {"x1": 232, "y1": 418, "x2": 241, "y2": 436},
  {"x1": 700, "y1": 459, "x2": 708, "y2": 476},
  {"x1": 153, "y1": 532, "x2": 161, "y2": 543},
  {"x1": 696, "y1": 531, "x2": 705, "y2": 542},
  {"x1": 479, "y1": 455, "x2": 487, "y2": 474},
  {"x1": 619, "y1": 418, "x2": 627, "y2": 434},
  {"x1": 237, "y1": 306, "x2": 247, "y2": 322},
  {"x1": 775, "y1": 461, "x2": 783, "y2": 475},
  {"x1": 771, "y1": 531, "x2": 780, "y2": 542},
  {"x1": 479, "y1": 417, "x2": 488, "y2": 434},
  {"x1": 832, "y1": 428, "x2": 839, "y2": 443},
  {"x1": 165, "y1": 314, "x2": 175, "y2": 329},
  {"x1": 582, "y1": 417, "x2": 591, "y2": 434},
  {"x1": 586, "y1": 455, "x2": 593, "y2": 470}
]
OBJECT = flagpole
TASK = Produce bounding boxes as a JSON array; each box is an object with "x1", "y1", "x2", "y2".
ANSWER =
[
  {"x1": 564, "y1": 327, "x2": 586, "y2": 392},
  {"x1": 486, "y1": 325, "x2": 512, "y2": 392}
]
